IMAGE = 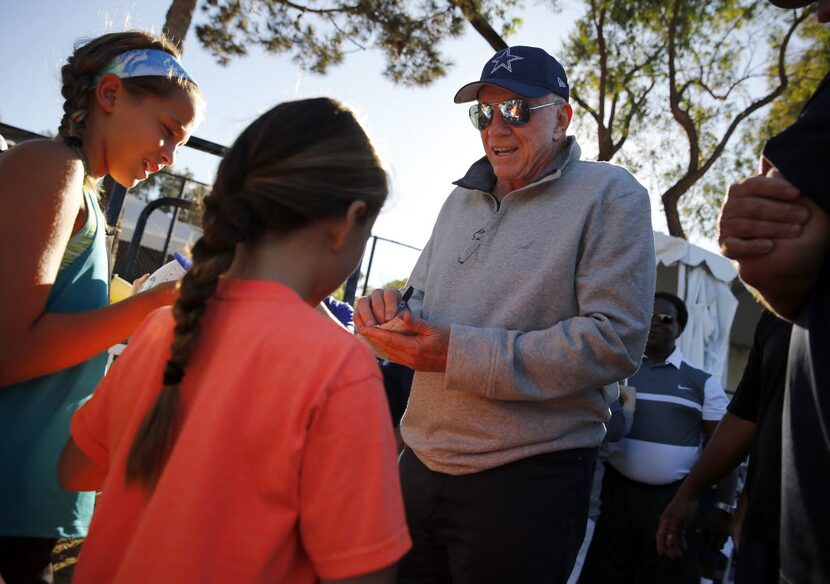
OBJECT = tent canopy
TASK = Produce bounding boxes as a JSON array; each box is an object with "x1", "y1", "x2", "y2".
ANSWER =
[{"x1": 653, "y1": 231, "x2": 760, "y2": 388}]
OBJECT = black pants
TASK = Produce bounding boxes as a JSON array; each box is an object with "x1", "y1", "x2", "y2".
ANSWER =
[
  {"x1": 397, "y1": 447, "x2": 597, "y2": 584},
  {"x1": 580, "y1": 464, "x2": 699, "y2": 584},
  {"x1": 0, "y1": 537, "x2": 57, "y2": 584}
]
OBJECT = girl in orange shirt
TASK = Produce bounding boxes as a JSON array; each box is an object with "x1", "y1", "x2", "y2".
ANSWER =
[{"x1": 58, "y1": 98, "x2": 410, "y2": 583}]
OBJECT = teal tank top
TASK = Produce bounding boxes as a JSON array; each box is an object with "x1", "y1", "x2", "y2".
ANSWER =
[{"x1": 0, "y1": 188, "x2": 109, "y2": 538}]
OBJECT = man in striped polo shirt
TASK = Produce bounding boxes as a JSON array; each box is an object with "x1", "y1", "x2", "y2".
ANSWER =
[{"x1": 581, "y1": 292, "x2": 733, "y2": 583}]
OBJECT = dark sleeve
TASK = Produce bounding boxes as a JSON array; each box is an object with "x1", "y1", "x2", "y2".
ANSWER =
[
  {"x1": 604, "y1": 399, "x2": 632, "y2": 443},
  {"x1": 728, "y1": 314, "x2": 770, "y2": 422},
  {"x1": 763, "y1": 72, "x2": 830, "y2": 214}
]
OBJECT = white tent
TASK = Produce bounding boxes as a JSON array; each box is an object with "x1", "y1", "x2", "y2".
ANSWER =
[{"x1": 653, "y1": 231, "x2": 762, "y2": 390}]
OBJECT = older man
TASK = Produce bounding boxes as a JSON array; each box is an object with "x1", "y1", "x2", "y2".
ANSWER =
[
  {"x1": 356, "y1": 46, "x2": 655, "y2": 583},
  {"x1": 717, "y1": 1, "x2": 830, "y2": 582}
]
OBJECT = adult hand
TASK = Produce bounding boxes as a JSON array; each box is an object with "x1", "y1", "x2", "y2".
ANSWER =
[
  {"x1": 356, "y1": 310, "x2": 450, "y2": 372},
  {"x1": 718, "y1": 168, "x2": 808, "y2": 259},
  {"x1": 354, "y1": 287, "x2": 402, "y2": 328},
  {"x1": 656, "y1": 488, "x2": 696, "y2": 558},
  {"x1": 700, "y1": 507, "x2": 732, "y2": 552}
]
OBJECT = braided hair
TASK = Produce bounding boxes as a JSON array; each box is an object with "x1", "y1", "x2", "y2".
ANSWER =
[{"x1": 125, "y1": 98, "x2": 389, "y2": 490}]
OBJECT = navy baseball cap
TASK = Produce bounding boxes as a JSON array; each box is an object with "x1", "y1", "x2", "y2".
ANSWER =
[{"x1": 454, "y1": 46, "x2": 569, "y2": 104}]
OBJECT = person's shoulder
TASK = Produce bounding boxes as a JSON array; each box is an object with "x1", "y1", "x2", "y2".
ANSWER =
[
  {"x1": 0, "y1": 140, "x2": 85, "y2": 202},
  {"x1": 677, "y1": 357, "x2": 708, "y2": 375},
  {"x1": 578, "y1": 158, "x2": 644, "y2": 183},
  {"x1": 329, "y1": 331, "x2": 383, "y2": 385},
  {"x1": 567, "y1": 158, "x2": 647, "y2": 200},
  {"x1": 130, "y1": 306, "x2": 176, "y2": 345},
  {"x1": 677, "y1": 359, "x2": 716, "y2": 390},
  {"x1": 3, "y1": 139, "x2": 83, "y2": 171}
]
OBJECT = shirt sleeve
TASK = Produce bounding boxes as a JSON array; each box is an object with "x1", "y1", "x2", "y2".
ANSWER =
[
  {"x1": 299, "y1": 346, "x2": 411, "y2": 580},
  {"x1": 604, "y1": 399, "x2": 634, "y2": 443},
  {"x1": 727, "y1": 316, "x2": 766, "y2": 423},
  {"x1": 444, "y1": 189, "x2": 656, "y2": 401},
  {"x1": 702, "y1": 374, "x2": 729, "y2": 421},
  {"x1": 71, "y1": 374, "x2": 116, "y2": 470},
  {"x1": 71, "y1": 309, "x2": 172, "y2": 471},
  {"x1": 762, "y1": 72, "x2": 830, "y2": 214}
]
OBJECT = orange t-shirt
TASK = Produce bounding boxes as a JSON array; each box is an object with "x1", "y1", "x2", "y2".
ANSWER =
[{"x1": 70, "y1": 279, "x2": 410, "y2": 583}]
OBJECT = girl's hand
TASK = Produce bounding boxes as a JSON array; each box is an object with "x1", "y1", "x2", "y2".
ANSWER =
[
  {"x1": 140, "y1": 279, "x2": 179, "y2": 307},
  {"x1": 130, "y1": 274, "x2": 150, "y2": 295}
]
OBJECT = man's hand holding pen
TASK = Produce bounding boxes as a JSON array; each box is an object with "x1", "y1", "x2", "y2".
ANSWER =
[{"x1": 354, "y1": 286, "x2": 450, "y2": 372}]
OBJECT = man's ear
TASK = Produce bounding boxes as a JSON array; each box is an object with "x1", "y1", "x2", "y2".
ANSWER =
[
  {"x1": 553, "y1": 103, "x2": 573, "y2": 141},
  {"x1": 330, "y1": 200, "x2": 368, "y2": 251},
  {"x1": 561, "y1": 102, "x2": 574, "y2": 125},
  {"x1": 94, "y1": 73, "x2": 125, "y2": 113}
]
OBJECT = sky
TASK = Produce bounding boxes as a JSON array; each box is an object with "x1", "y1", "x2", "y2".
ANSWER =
[{"x1": 1, "y1": 0, "x2": 678, "y2": 289}]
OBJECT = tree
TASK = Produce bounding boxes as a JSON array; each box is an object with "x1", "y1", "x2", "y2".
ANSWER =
[
  {"x1": 178, "y1": 0, "x2": 526, "y2": 85},
  {"x1": 752, "y1": 15, "x2": 830, "y2": 141},
  {"x1": 163, "y1": 0, "x2": 199, "y2": 51},
  {"x1": 560, "y1": 0, "x2": 810, "y2": 239},
  {"x1": 562, "y1": 0, "x2": 661, "y2": 162},
  {"x1": 682, "y1": 16, "x2": 830, "y2": 240}
]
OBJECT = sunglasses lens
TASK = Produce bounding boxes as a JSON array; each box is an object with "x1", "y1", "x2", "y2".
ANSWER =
[
  {"x1": 469, "y1": 104, "x2": 493, "y2": 130},
  {"x1": 656, "y1": 314, "x2": 674, "y2": 324},
  {"x1": 498, "y1": 99, "x2": 530, "y2": 126}
]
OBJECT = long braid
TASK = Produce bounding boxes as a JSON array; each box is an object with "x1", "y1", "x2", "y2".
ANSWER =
[{"x1": 125, "y1": 180, "x2": 262, "y2": 490}]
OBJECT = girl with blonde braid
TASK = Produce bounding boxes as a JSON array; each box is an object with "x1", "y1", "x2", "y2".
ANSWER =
[
  {"x1": 0, "y1": 31, "x2": 202, "y2": 582},
  {"x1": 59, "y1": 98, "x2": 411, "y2": 584}
]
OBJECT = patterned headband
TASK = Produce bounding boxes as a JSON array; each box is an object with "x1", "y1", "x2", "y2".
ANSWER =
[{"x1": 95, "y1": 48, "x2": 197, "y2": 86}]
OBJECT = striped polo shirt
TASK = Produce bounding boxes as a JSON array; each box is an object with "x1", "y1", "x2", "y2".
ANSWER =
[{"x1": 606, "y1": 347, "x2": 728, "y2": 485}]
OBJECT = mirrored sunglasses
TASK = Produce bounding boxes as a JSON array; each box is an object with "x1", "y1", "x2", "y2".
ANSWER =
[
  {"x1": 653, "y1": 313, "x2": 675, "y2": 325},
  {"x1": 468, "y1": 98, "x2": 563, "y2": 130}
]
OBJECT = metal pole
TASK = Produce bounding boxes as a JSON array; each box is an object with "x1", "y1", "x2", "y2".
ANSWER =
[
  {"x1": 342, "y1": 268, "x2": 361, "y2": 306},
  {"x1": 104, "y1": 180, "x2": 127, "y2": 227},
  {"x1": 123, "y1": 197, "x2": 197, "y2": 280},
  {"x1": 160, "y1": 177, "x2": 188, "y2": 261},
  {"x1": 361, "y1": 236, "x2": 379, "y2": 296}
]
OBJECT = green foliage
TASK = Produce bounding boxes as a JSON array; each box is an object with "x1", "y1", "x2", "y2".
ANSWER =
[
  {"x1": 562, "y1": 0, "x2": 664, "y2": 162},
  {"x1": 685, "y1": 9, "x2": 829, "y2": 240},
  {"x1": 752, "y1": 16, "x2": 830, "y2": 142},
  {"x1": 561, "y1": 0, "x2": 815, "y2": 238},
  {"x1": 195, "y1": 0, "x2": 523, "y2": 85},
  {"x1": 380, "y1": 277, "x2": 408, "y2": 290}
]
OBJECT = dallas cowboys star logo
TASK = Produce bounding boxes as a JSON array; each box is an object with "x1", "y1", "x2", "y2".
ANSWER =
[{"x1": 490, "y1": 48, "x2": 524, "y2": 74}]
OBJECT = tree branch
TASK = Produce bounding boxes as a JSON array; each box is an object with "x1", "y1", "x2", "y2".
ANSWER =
[
  {"x1": 571, "y1": 91, "x2": 602, "y2": 124},
  {"x1": 281, "y1": 0, "x2": 356, "y2": 15},
  {"x1": 449, "y1": 0, "x2": 507, "y2": 51},
  {"x1": 661, "y1": 5, "x2": 809, "y2": 238}
]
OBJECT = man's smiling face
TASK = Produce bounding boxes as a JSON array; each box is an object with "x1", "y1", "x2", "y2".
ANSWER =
[{"x1": 477, "y1": 85, "x2": 565, "y2": 194}]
